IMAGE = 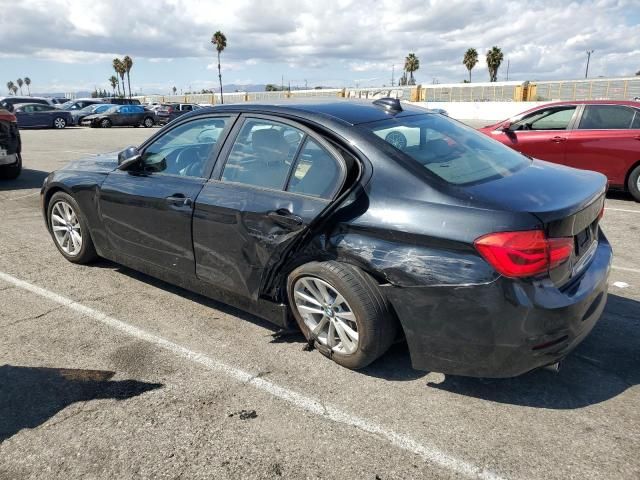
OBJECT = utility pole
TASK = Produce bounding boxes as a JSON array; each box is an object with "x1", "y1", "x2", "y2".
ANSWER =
[
  {"x1": 391, "y1": 64, "x2": 395, "y2": 87},
  {"x1": 281, "y1": 74, "x2": 284, "y2": 91},
  {"x1": 506, "y1": 60, "x2": 510, "y2": 81},
  {"x1": 305, "y1": 79, "x2": 308, "y2": 89},
  {"x1": 585, "y1": 50, "x2": 594, "y2": 78}
]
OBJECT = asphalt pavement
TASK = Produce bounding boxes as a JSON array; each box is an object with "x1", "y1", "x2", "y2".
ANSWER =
[{"x1": 0, "y1": 124, "x2": 638, "y2": 480}]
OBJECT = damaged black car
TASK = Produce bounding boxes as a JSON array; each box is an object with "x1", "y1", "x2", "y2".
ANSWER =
[{"x1": 40, "y1": 99, "x2": 612, "y2": 377}]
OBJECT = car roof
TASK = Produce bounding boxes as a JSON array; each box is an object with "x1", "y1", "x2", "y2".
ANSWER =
[
  {"x1": 14, "y1": 102, "x2": 53, "y2": 108},
  {"x1": 202, "y1": 99, "x2": 430, "y2": 125},
  {"x1": 537, "y1": 100, "x2": 640, "y2": 107}
]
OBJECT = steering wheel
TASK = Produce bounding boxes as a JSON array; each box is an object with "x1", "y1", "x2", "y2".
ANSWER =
[{"x1": 175, "y1": 147, "x2": 205, "y2": 176}]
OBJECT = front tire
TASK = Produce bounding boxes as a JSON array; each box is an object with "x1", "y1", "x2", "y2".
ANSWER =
[
  {"x1": 100, "y1": 119, "x2": 112, "y2": 128},
  {"x1": 143, "y1": 117, "x2": 154, "y2": 128},
  {"x1": 287, "y1": 261, "x2": 397, "y2": 369},
  {"x1": 47, "y1": 191, "x2": 98, "y2": 264},
  {"x1": 627, "y1": 165, "x2": 640, "y2": 202},
  {"x1": 0, "y1": 153, "x2": 22, "y2": 179},
  {"x1": 53, "y1": 117, "x2": 66, "y2": 129}
]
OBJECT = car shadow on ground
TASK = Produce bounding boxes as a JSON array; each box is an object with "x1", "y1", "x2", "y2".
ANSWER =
[
  {"x1": 424, "y1": 293, "x2": 639, "y2": 409},
  {"x1": 0, "y1": 365, "x2": 162, "y2": 442},
  {"x1": 0, "y1": 168, "x2": 48, "y2": 191},
  {"x1": 606, "y1": 190, "x2": 636, "y2": 202}
]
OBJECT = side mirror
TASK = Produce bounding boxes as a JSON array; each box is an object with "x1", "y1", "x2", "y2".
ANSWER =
[
  {"x1": 500, "y1": 121, "x2": 512, "y2": 132},
  {"x1": 117, "y1": 146, "x2": 142, "y2": 170}
]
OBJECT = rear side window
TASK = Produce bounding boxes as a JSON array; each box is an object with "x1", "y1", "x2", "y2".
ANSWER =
[
  {"x1": 512, "y1": 106, "x2": 576, "y2": 131},
  {"x1": 363, "y1": 113, "x2": 529, "y2": 186},
  {"x1": 632, "y1": 110, "x2": 640, "y2": 129},
  {"x1": 287, "y1": 138, "x2": 342, "y2": 199},
  {"x1": 579, "y1": 105, "x2": 636, "y2": 129}
]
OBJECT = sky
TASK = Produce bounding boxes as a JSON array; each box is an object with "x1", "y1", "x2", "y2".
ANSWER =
[{"x1": 0, "y1": 0, "x2": 639, "y2": 95}]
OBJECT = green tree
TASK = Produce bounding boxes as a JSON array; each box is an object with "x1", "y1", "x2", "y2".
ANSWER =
[
  {"x1": 486, "y1": 46, "x2": 504, "y2": 82},
  {"x1": 172, "y1": 86, "x2": 177, "y2": 95},
  {"x1": 24, "y1": 77, "x2": 31, "y2": 95},
  {"x1": 16, "y1": 78, "x2": 24, "y2": 95},
  {"x1": 211, "y1": 31, "x2": 227, "y2": 104},
  {"x1": 112, "y1": 58, "x2": 125, "y2": 96},
  {"x1": 404, "y1": 53, "x2": 420, "y2": 85},
  {"x1": 123, "y1": 55, "x2": 133, "y2": 98},
  {"x1": 6, "y1": 81, "x2": 14, "y2": 95},
  {"x1": 463, "y1": 48, "x2": 478, "y2": 83},
  {"x1": 11, "y1": 85, "x2": 17, "y2": 95},
  {"x1": 109, "y1": 75, "x2": 118, "y2": 97}
]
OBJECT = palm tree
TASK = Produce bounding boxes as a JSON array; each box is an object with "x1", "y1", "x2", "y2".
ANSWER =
[
  {"x1": 463, "y1": 48, "x2": 479, "y2": 82},
  {"x1": 16, "y1": 78, "x2": 24, "y2": 95},
  {"x1": 123, "y1": 56, "x2": 133, "y2": 98},
  {"x1": 6, "y1": 81, "x2": 15, "y2": 95},
  {"x1": 211, "y1": 31, "x2": 227, "y2": 104},
  {"x1": 172, "y1": 86, "x2": 177, "y2": 95},
  {"x1": 404, "y1": 53, "x2": 420, "y2": 85},
  {"x1": 112, "y1": 58, "x2": 124, "y2": 96},
  {"x1": 24, "y1": 77, "x2": 31, "y2": 95},
  {"x1": 486, "y1": 46, "x2": 504, "y2": 82},
  {"x1": 11, "y1": 85, "x2": 18, "y2": 95},
  {"x1": 109, "y1": 75, "x2": 118, "y2": 97}
]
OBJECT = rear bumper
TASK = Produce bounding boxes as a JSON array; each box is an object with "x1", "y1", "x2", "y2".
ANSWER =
[
  {"x1": 0, "y1": 153, "x2": 19, "y2": 166},
  {"x1": 382, "y1": 233, "x2": 612, "y2": 378}
]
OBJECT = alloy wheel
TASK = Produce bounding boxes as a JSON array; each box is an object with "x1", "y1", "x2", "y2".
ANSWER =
[
  {"x1": 53, "y1": 117, "x2": 66, "y2": 129},
  {"x1": 50, "y1": 200, "x2": 82, "y2": 256},
  {"x1": 293, "y1": 276, "x2": 359, "y2": 354}
]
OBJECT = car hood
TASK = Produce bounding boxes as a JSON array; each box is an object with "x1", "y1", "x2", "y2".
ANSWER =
[
  {"x1": 82, "y1": 114, "x2": 101, "y2": 120},
  {"x1": 460, "y1": 158, "x2": 607, "y2": 224},
  {"x1": 62, "y1": 151, "x2": 119, "y2": 173}
]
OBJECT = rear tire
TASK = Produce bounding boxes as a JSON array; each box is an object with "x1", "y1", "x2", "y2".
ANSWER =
[
  {"x1": 627, "y1": 165, "x2": 640, "y2": 202},
  {"x1": 47, "y1": 191, "x2": 98, "y2": 264},
  {"x1": 0, "y1": 153, "x2": 22, "y2": 180},
  {"x1": 100, "y1": 119, "x2": 112, "y2": 128},
  {"x1": 287, "y1": 261, "x2": 397, "y2": 370},
  {"x1": 143, "y1": 117, "x2": 154, "y2": 128},
  {"x1": 53, "y1": 117, "x2": 66, "y2": 129}
]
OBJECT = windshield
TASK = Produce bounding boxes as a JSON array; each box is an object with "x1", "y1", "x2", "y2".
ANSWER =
[
  {"x1": 362, "y1": 113, "x2": 530, "y2": 185},
  {"x1": 61, "y1": 101, "x2": 74, "y2": 109},
  {"x1": 105, "y1": 106, "x2": 119, "y2": 114},
  {"x1": 79, "y1": 105, "x2": 96, "y2": 113}
]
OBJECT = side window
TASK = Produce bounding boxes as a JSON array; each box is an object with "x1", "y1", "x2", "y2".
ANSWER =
[
  {"x1": 183, "y1": 105, "x2": 193, "y2": 111},
  {"x1": 287, "y1": 138, "x2": 342, "y2": 199},
  {"x1": 23, "y1": 105, "x2": 35, "y2": 113},
  {"x1": 632, "y1": 110, "x2": 640, "y2": 129},
  {"x1": 221, "y1": 118, "x2": 303, "y2": 190},
  {"x1": 120, "y1": 106, "x2": 129, "y2": 114},
  {"x1": 579, "y1": 105, "x2": 635, "y2": 130},
  {"x1": 513, "y1": 107, "x2": 576, "y2": 131},
  {"x1": 142, "y1": 116, "x2": 230, "y2": 177}
]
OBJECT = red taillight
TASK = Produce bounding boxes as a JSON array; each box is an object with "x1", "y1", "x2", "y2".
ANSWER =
[{"x1": 474, "y1": 230, "x2": 573, "y2": 278}]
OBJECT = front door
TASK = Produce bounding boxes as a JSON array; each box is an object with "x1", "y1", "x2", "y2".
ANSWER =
[
  {"x1": 193, "y1": 115, "x2": 346, "y2": 299},
  {"x1": 99, "y1": 115, "x2": 234, "y2": 274},
  {"x1": 495, "y1": 105, "x2": 578, "y2": 165}
]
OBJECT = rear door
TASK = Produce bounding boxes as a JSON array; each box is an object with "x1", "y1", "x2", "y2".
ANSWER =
[
  {"x1": 99, "y1": 115, "x2": 235, "y2": 273},
  {"x1": 193, "y1": 115, "x2": 346, "y2": 299},
  {"x1": 493, "y1": 105, "x2": 578, "y2": 165},
  {"x1": 565, "y1": 104, "x2": 640, "y2": 186}
]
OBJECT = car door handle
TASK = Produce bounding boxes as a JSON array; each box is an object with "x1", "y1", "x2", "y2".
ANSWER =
[
  {"x1": 166, "y1": 194, "x2": 193, "y2": 207},
  {"x1": 633, "y1": 135, "x2": 640, "y2": 141},
  {"x1": 550, "y1": 136, "x2": 567, "y2": 142},
  {"x1": 268, "y1": 209, "x2": 303, "y2": 227}
]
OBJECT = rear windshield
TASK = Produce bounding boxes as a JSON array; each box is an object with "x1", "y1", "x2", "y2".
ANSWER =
[{"x1": 362, "y1": 113, "x2": 530, "y2": 185}]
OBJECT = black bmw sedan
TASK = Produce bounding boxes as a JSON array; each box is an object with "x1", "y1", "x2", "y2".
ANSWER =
[
  {"x1": 81, "y1": 105, "x2": 156, "y2": 128},
  {"x1": 40, "y1": 99, "x2": 612, "y2": 377}
]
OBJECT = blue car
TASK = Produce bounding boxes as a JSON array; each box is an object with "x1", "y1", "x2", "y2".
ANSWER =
[
  {"x1": 71, "y1": 103, "x2": 117, "y2": 126},
  {"x1": 14, "y1": 103, "x2": 73, "y2": 129}
]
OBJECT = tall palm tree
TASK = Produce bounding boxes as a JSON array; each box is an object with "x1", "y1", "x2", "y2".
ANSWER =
[
  {"x1": 404, "y1": 53, "x2": 420, "y2": 85},
  {"x1": 172, "y1": 86, "x2": 177, "y2": 95},
  {"x1": 486, "y1": 46, "x2": 504, "y2": 82},
  {"x1": 6, "y1": 81, "x2": 15, "y2": 95},
  {"x1": 24, "y1": 77, "x2": 31, "y2": 95},
  {"x1": 112, "y1": 58, "x2": 124, "y2": 96},
  {"x1": 463, "y1": 48, "x2": 478, "y2": 82},
  {"x1": 11, "y1": 85, "x2": 18, "y2": 95},
  {"x1": 123, "y1": 56, "x2": 133, "y2": 98},
  {"x1": 211, "y1": 31, "x2": 227, "y2": 104},
  {"x1": 16, "y1": 78, "x2": 24, "y2": 95},
  {"x1": 109, "y1": 75, "x2": 118, "y2": 97}
]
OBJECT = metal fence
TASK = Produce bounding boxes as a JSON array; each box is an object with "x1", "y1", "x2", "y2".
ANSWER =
[
  {"x1": 420, "y1": 81, "x2": 523, "y2": 102},
  {"x1": 530, "y1": 77, "x2": 640, "y2": 101}
]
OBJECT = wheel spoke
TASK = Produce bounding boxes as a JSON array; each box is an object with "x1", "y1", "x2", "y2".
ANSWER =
[
  {"x1": 294, "y1": 289, "x2": 322, "y2": 306},
  {"x1": 61, "y1": 232, "x2": 70, "y2": 249},
  {"x1": 71, "y1": 230, "x2": 82, "y2": 249},
  {"x1": 302, "y1": 279, "x2": 325, "y2": 305},
  {"x1": 52, "y1": 225, "x2": 67, "y2": 232},
  {"x1": 312, "y1": 316, "x2": 329, "y2": 335},
  {"x1": 334, "y1": 320, "x2": 356, "y2": 352},
  {"x1": 335, "y1": 318, "x2": 358, "y2": 343},
  {"x1": 297, "y1": 304, "x2": 324, "y2": 315},
  {"x1": 315, "y1": 281, "x2": 332, "y2": 303},
  {"x1": 335, "y1": 310, "x2": 356, "y2": 322},
  {"x1": 327, "y1": 320, "x2": 336, "y2": 348}
]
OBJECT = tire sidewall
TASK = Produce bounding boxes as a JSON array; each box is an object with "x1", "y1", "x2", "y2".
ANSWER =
[
  {"x1": 287, "y1": 262, "x2": 381, "y2": 369},
  {"x1": 53, "y1": 117, "x2": 66, "y2": 129},
  {"x1": 627, "y1": 165, "x2": 640, "y2": 202},
  {"x1": 47, "y1": 192, "x2": 93, "y2": 263}
]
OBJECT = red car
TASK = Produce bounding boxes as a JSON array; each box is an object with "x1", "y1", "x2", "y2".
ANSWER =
[{"x1": 479, "y1": 100, "x2": 640, "y2": 201}]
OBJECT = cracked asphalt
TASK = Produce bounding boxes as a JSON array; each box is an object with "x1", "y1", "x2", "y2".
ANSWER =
[{"x1": 1, "y1": 124, "x2": 639, "y2": 480}]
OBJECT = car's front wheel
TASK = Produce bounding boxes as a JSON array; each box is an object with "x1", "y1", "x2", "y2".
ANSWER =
[
  {"x1": 143, "y1": 117, "x2": 154, "y2": 128},
  {"x1": 627, "y1": 165, "x2": 640, "y2": 202},
  {"x1": 53, "y1": 117, "x2": 66, "y2": 129},
  {"x1": 100, "y1": 119, "x2": 112, "y2": 128},
  {"x1": 47, "y1": 191, "x2": 98, "y2": 264},
  {"x1": 0, "y1": 153, "x2": 22, "y2": 180},
  {"x1": 287, "y1": 261, "x2": 397, "y2": 369}
]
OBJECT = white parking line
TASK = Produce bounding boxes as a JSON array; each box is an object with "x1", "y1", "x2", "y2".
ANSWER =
[
  {"x1": 612, "y1": 265, "x2": 640, "y2": 274},
  {"x1": 0, "y1": 270, "x2": 504, "y2": 480},
  {"x1": 605, "y1": 207, "x2": 640, "y2": 214}
]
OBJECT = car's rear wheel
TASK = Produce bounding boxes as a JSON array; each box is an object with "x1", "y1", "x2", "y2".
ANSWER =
[
  {"x1": 287, "y1": 261, "x2": 396, "y2": 369},
  {"x1": 47, "y1": 191, "x2": 98, "y2": 264},
  {"x1": 143, "y1": 117, "x2": 154, "y2": 128},
  {"x1": 100, "y1": 119, "x2": 112, "y2": 128},
  {"x1": 0, "y1": 153, "x2": 22, "y2": 180},
  {"x1": 627, "y1": 164, "x2": 640, "y2": 202},
  {"x1": 53, "y1": 117, "x2": 66, "y2": 129}
]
